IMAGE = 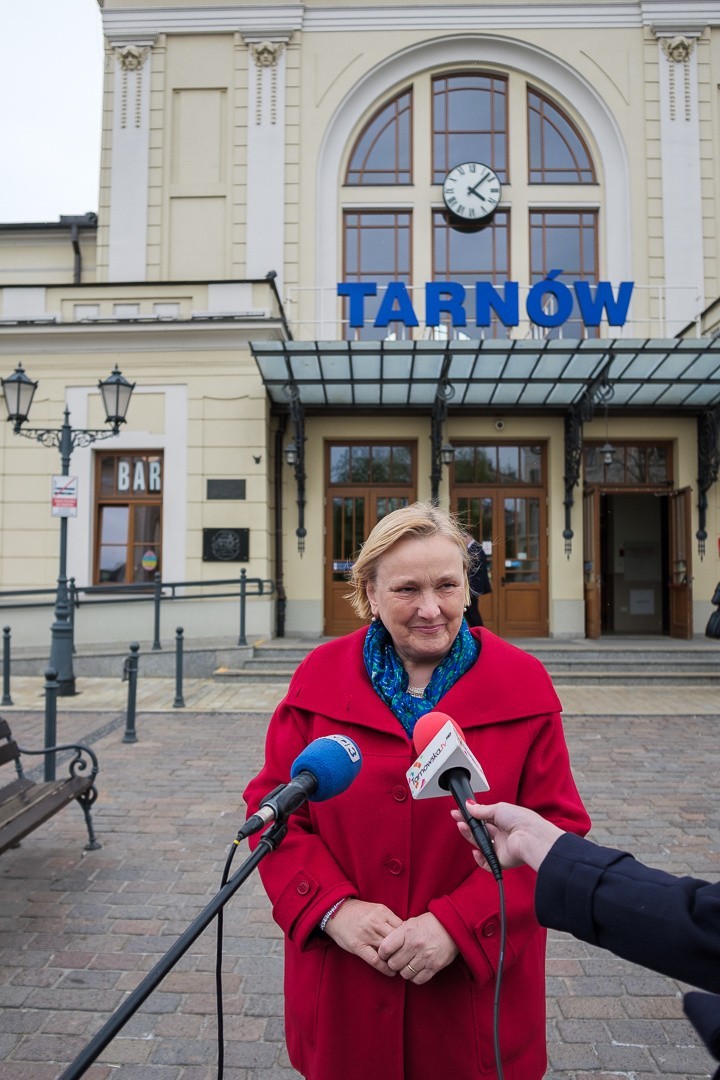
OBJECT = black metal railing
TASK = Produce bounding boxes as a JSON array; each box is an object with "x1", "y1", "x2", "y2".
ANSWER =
[{"x1": 0, "y1": 570, "x2": 275, "y2": 651}]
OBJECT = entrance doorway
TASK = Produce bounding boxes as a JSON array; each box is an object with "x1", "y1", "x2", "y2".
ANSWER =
[{"x1": 583, "y1": 487, "x2": 692, "y2": 638}]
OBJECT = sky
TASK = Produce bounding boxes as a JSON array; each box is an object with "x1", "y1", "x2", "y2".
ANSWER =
[{"x1": 0, "y1": 0, "x2": 104, "y2": 223}]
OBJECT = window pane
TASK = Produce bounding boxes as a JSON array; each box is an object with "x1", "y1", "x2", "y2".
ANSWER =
[
  {"x1": 343, "y1": 211, "x2": 412, "y2": 340},
  {"x1": 98, "y1": 506, "x2": 129, "y2": 582},
  {"x1": 498, "y1": 445, "x2": 519, "y2": 481},
  {"x1": 433, "y1": 209, "x2": 509, "y2": 333},
  {"x1": 432, "y1": 73, "x2": 508, "y2": 183},
  {"x1": 530, "y1": 210, "x2": 598, "y2": 337},
  {"x1": 371, "y1": 446, "x2": 391, "y2": 482},
  {"x1": 648, "y1": 447, "x2": 668, "y2": 482},
  {"x1": 346, "y1": 90, "x2": 412, "y2": 185},
  {"x1": 133, "y1": 505, "x2": 162, "y2": 544},
  {"x1": 98, "y1": 456, "x2": 116, "y2": 495},
  {"x1": 527, "y1": 90, "x2": 595, "y2": 184},
  {"x1": 454, "y1": 447, "x2": 475, "y2": 483},
  {"x1": 350, "y1": 445, "x2": 371, "y2": 481},
  {"x1": 391, "y1": 445, "x2": 412, "y2": 483},
  {"x1": 520, "y1": 446, "x2": 542, "y2": 483},
  {"x1": 330, "y1": 446, "x2": 351, "y2": 483}
]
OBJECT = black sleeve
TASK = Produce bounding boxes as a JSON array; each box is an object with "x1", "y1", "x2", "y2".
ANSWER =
[
  {"x1": 468, "y1": 541, "x2": 491, "y2": 595},
  {"x1": 535, "y1": 832, "x2": 720, "y2": 993}
]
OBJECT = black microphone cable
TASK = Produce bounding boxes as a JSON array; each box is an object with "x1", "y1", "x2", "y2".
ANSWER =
[{"x1": 214, "y1": 833, "x2": 241, "y2": 1080}]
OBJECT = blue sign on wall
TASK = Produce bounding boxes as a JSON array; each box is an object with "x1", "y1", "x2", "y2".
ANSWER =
[{"x1": 337, "y1": 272, "x2": 633, "y2": 330}]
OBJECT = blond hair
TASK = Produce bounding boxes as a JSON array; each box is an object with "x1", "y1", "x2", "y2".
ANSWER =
[{"x1": 346, "y1": 501, "x2": 470, "y2": 620}]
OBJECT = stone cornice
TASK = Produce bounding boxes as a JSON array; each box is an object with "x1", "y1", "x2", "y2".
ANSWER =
[{"x1": 101, "y1": 4, "x2": 720, "y2": 37}]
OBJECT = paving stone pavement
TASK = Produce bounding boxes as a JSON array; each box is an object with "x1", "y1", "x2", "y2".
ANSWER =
[{"x1": 0, "y1": 673, "x2": 718, "y2": 1080}]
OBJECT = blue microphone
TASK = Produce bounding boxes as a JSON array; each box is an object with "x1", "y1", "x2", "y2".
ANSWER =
[{"x1": 238, "y1": 735, "x2": 362, "y2": 840}]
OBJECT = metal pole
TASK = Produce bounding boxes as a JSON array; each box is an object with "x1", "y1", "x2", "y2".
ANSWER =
[
  {"x1": 152, "y1": 572, "x2": 162, "y2": 650},
  {"x1": 122, "y1": 643, "x2": 140, "y2": 744},
  {"x1": 1, "y1": 626, "x2": 12, "y2": 706},
  {"x1": 238, "y1": 567, "x2": 247, "y2": 646},
  {"x1": 69, "y1": 577, "x2": 76, "y2": 654},
  {"x1": 173, "y1": 627, "x2": 185, "y2": 708},
  {"x1": 48, "y1": 411, "x2": 76, "y2": 696},
  {"x1": 44, "y1": 667, "x2": 59, "y2": 781}
]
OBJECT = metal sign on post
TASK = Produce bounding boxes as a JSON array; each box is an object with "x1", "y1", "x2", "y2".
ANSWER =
[{"x1": 51, "y1": 475, "x2": 78, "y2": 517}]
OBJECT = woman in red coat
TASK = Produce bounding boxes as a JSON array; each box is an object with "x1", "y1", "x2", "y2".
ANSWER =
[{"x1": 243, "y1": 502, "x2": 590, "y2": 1080}]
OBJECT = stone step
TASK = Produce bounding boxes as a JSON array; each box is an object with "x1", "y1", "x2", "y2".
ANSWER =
[{"x1": 214, "y1": 665, "x2": 720, "y2": 686}]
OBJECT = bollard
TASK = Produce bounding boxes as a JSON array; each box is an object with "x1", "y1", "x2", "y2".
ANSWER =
[
  {"x1": 173, "y1": 627, "x2": 186, "y2": 708},
  {"x1": 2, "y1": 626, "x2": 12, "y2": 706},
  {"x1": 152, "y1": 572, "x2": 162, "y2": 650},
  {"x1": 122, "y1": 643, "x2": 140, "y2": 744},
  {"x1": 44, "y1": 667, "x2": 59, "y2": 781},
  {"x1": 238, "y1": 567, "x2": 247, "y2": 646}
]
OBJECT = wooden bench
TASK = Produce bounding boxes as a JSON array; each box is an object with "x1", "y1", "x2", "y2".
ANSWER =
[{"x1": 0, "y1": 717, "x2": 101, "y2": 854}]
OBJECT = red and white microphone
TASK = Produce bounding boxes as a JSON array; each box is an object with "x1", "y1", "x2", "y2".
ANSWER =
[{"x1": 406, "y1": 711, "x2": 502, "y2": 880}]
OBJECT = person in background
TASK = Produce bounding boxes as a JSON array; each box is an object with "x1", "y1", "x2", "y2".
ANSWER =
[
  {"x1": 464, "y1": 531, "x2": 491, "y2": 628},
  {"x1": 453, "y1": 799, "x2": 720, "y2": 1079},
  {"x1": 244, "y1": 501, "x2": 590, "y2": 1080}
]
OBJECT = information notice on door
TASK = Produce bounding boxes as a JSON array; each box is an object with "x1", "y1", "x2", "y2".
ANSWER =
[{"x1": 51, "y1": 476, "x2": 78, "y2": 518}]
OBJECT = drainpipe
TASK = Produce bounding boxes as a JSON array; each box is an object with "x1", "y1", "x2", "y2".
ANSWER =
[{"x1": 274, "y1": 414, "x2": 288, "y2": 637}]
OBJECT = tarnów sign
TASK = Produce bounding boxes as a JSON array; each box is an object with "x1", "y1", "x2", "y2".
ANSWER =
[{"x1": 337, "y1": 272, "x2": 633, "y2": 330}]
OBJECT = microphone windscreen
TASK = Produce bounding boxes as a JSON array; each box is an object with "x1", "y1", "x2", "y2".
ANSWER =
[
  {"x1": 412, "y1": 711, "x2": 463, "y2": 754},
  {"x1": 290, "y1": 735, "x2": 362, "y2": 801}
]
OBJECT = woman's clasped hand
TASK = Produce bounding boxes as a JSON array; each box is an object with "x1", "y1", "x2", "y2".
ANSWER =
[{"x1": 324, "y1": 900, "x2": 459, "y2": 984}]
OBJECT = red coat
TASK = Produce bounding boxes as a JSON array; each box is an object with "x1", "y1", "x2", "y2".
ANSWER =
[{"x1": 243, "y1": 627, "x2": 591, "y2": 1080}]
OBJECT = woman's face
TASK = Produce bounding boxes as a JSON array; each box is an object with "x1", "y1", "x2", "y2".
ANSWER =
[{"x1": 366, "y1": 533, "x2": 467, "y2": 669}]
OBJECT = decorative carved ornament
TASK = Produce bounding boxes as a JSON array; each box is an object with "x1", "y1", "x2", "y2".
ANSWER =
[
  {"x1": 659, "y1": 35, "x2": 696, "y2": 121},
  {"x1": 248, "y1": 40, "x2": 286, "y2": 125},
  {"x1": 113, "y1": 44, "x2": 152, "y2": 129}
]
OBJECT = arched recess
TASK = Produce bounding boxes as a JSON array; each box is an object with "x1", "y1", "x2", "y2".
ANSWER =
[{"x1": 315, "y1": 34, "x2": 630, "y2": 335}]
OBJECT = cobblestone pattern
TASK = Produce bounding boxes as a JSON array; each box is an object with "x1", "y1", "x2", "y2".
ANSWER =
[{"x1": 0, "y1": 704, "x2": 718, "y2": 1079}]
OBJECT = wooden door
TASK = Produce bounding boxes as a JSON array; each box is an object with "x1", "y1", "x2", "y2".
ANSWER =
[
  {"x1": 583, "y1": 487, "x2": 601, "y2": 639},
  {"x1": 324, "y1": 490, "x2": 412, "y2": 635},
  {"x1": 668, "y1": 487, "x2": 692, "y2": 639},
  {"x1": 456, "y1": 490, "x2": 548, "y2": 637}
]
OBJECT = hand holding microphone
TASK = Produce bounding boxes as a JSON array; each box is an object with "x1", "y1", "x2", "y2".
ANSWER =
[
  {"x1": 407, "y1": 711, "x2": 503, "y2": 881},
  {"x1": 452, "y1": 801, "x2": 565, "y2": 873}
]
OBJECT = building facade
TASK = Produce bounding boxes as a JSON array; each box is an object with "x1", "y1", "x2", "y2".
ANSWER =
[{"x1": 1, "y1": 0, "x2": 720, "y2": 647}]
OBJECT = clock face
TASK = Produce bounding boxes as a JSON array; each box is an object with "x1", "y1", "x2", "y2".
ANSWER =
[{"x1": 442, "y1": 162, "x2": 502, "y2": 221}]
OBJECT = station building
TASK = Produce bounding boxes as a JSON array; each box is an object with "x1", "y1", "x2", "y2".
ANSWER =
[{"x1": 1, "y1": 0, "x2": 720, "y2": 647}]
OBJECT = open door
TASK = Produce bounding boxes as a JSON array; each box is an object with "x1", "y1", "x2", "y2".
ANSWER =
[
  {"x1": 668, "y1": 487, "x2": 692, "y2": 639},
  {"x1": 583, "y1": 487, "x2": 601, "y2": 639}
]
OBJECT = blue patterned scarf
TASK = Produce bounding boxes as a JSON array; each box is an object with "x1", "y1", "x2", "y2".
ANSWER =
[{"x1": 363, "y1": 619, "x2": 480, "y2": 737}]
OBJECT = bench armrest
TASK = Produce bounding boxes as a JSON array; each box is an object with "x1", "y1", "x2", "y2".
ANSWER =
[{"x1": 15, "y1": 742, "x2": 99, "y2": 784}]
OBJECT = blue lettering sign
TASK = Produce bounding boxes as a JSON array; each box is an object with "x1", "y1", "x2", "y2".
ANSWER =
[{"x1": 336, "y1": 276, "x2": 634, "y2": 330}]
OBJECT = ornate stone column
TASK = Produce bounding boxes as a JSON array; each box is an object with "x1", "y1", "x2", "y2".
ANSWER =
[
  {"x1": 243, "y1": 35, "x2": 292, "y2": 288},
  {"x1": 106, "y1": 37, "x2": 156, "y2": 281},
  {"x1": 654, "y1": 29, "x2": 703, "y2": 334}
]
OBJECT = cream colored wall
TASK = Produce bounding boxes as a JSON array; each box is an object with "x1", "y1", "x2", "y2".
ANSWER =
[
  {"x1": 0, "y1": 232, "x2": 97, "y2": 287},
  {"x1": 0, "y1": 344, "x2": 273, "y2": 597}
]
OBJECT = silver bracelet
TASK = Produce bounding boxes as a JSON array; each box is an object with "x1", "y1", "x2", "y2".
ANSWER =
[{"x1": 320, "y1": 898, "x2": 348, "y2": 932}]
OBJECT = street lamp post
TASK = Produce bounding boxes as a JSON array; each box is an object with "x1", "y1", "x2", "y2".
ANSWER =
[{"x1": 1, "y1": 364, "x2": 135, "y2": 695}]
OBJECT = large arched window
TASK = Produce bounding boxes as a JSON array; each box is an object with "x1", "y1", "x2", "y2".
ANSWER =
[{"x1": 341, "y1": 70, "x2": 600, "y2": 339}]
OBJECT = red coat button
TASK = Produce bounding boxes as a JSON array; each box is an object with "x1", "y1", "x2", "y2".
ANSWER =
[
  {"x1": 482, "y1": 921, "x2": 497, "y2": 937},
  {"x1": 392, "y1": 786, "x2": 408, "y2": 802},
  {"x1": 296, "y1": 880, "x2": 310, "y2": 895},
  {"x1": 387, "y1": 858, "x2": 403, "y2": 875}
]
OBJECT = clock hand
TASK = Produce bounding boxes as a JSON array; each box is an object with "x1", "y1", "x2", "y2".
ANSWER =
[{"x1": 467, "y1": 169, "x2": 491, "y2": 197}]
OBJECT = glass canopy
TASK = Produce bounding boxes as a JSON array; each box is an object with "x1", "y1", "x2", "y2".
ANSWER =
[{"x1": 251, "y1": 337, "x2": 720, "y2": 411}]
